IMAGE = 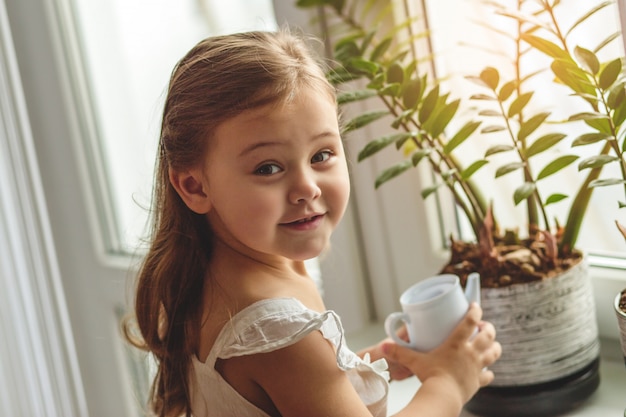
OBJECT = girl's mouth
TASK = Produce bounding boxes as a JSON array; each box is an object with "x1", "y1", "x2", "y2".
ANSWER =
[
  {"x1": 293, "y1": 215, "x2": 319, "y2": 224},
  {"x1": 282, "y1": 214, "x2": 324, "y2": 230}
]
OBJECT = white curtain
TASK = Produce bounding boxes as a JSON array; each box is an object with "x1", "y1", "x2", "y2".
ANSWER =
[{"x1": 0, "y1": 0, "x2": 87, "y2": 415}]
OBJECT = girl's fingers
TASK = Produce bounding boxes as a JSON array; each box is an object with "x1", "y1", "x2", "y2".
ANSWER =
[
  {"x1": 451, "y1": 303, "x2": 483, "y2": 341},
  {"x1": 484, "y1": 340, "x2": 502, "y2": 367},
  {"x1": 472, "y1": 321, "x2": 496, "y2": 349},
  {"x1": 381, "y1": 342, "x2": 425, "y2": 370},
  {"x1": 479, "y1": 368, "x2": 495, "y2": 387}
]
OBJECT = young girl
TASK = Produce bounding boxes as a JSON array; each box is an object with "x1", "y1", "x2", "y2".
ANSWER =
[{"x1": 125, "y1": 29, "x2": 501, "y2": 417}]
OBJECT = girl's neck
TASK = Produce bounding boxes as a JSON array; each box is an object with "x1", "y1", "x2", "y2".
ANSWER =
[{"x1": 210, "y1": 238, "x2": 309, "y2": 279}]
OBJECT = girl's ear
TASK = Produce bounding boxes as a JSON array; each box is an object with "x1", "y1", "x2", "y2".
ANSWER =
[{"x1": 168, "y1": 168, "x2": 212, "y2": 214}]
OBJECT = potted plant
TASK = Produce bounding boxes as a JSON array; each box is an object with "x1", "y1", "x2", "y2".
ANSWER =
[
  {"x1": 295, "y1": 0, "x2": 625, "y2": 416},
  {"x1": 616, "y1": 288, "x2": 626, "y2": 365}
]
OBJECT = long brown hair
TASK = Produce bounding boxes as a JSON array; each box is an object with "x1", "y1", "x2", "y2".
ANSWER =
[{"x1": 123, "y1": 29, "x2": 335, "y2": 416}]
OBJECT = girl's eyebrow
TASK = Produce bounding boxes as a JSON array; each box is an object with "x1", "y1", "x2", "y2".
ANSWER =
[
  {"x1": 238, "y1": 131, "x2": 339, "y2": 157},
  {"x1": 239, "y1": 141, "x2": 282, "y2": 157}
]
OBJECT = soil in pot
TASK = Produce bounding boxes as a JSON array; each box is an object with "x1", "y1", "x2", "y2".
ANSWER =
[{"x1": 440, "y1": 236, "x2": 582, "y2": 288}]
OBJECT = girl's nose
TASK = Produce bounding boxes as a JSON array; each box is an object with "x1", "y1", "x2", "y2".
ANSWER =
[{"x1": 288, "y1": 170, "x2": 321, "y2": 204}]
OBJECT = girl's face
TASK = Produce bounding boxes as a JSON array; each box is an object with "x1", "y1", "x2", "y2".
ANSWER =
[{"x1": 202, "y1": 86, "x2": 350, "y2": 262}]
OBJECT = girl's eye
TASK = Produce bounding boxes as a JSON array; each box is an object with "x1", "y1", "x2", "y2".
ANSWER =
[
  {"x1": 311, "y1": 150, "x2": 332, "y2": 164},
  {"x1": 255, "y1": 163, "x2": 282, "y2": 176}
]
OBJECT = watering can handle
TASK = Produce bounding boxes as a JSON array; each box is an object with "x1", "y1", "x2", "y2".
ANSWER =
[
  {"x1": 464, "y1": 272, "x2": 481, "y2": 306},
  {"x1": 384, "y1": 312, "x2": 413, "y2": 348}
]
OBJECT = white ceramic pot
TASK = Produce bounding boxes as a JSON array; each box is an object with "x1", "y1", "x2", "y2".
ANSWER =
[
  {"x1": 614, "y1": 289, "x2": 626, "y2": 365},
  {"x1": 480, "y1": 256, "x2": 600, "y2": 386}
]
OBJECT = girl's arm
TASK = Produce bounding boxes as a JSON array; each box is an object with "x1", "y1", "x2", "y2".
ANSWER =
[
  {"x1": 229, "y1": 303, "x2": 499, "y2": 417},
  {"x1": 224, "y1": 329, "x2": 375, "y2": 416}
]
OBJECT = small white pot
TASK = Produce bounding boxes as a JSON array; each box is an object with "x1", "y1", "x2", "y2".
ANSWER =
[{"x1": 614, "y1": 289, "x2": 626, "y2": 365}]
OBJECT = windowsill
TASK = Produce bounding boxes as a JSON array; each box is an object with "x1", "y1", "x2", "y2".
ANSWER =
[{"x1": 347, "y1": 325, "x2": 625, "y2": 416}]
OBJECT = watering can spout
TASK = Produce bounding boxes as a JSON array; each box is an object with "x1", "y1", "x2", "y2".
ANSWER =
[{"x1": 464, "y1": 272, "x2": 481, "y2": 305}]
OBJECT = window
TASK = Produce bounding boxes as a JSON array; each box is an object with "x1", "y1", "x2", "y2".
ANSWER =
[
  {"x1": 423, "y1": 0, "x2": 626, "y2": 259},
  {"x1": 71, "y1": 0, "x2": 279, "y2": 255}
]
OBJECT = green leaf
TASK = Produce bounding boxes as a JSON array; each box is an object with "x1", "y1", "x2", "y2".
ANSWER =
[
  {"x1": 460, "y1": 160, "x2": 489, "y2": 180},
  {"x1": 613, "y1": 99, "x2": 626, "y2": 130},
  {"x1": 370, "y1": 37, "x2": 392, "y2": 62},
  {"x1": 479, "y1": 67, "x2": 500, "y2": 90},
  {"x1": 418, "y1": 85, "x2": 440, "y2": 124},
  {"x1": 568, "y1": 112, "x2": 610, "y2": 121},
  {"x1": 536, "y1": 155, "x2": 579, "y2": 180},
  {"x1": 337, "y1": 89, "x2": 377, "y2": 105},
  {"x1": 498, "y1": 80, "x2": 517, "y2": 101},
  {"x1": 411, "y1": 148, "x2": 432, "y2": 166},
  {"x1": 517, "y1": 112, "x2": 550, "y2": 142},
  {"x1": 479, "y1": 110, "x2": 501, "y2": 117},
  {"x1": 495, "y1": 162, "x2": 525, "y2": 178},
  {"x1": 508, "y1": 92, "x2": 533, "y2": 117},
  {"x1": 402, "y1": 78, "x2": 423, "y2": 110},
  {"x1": 551, "y1": 60, "x2": 595, "y2": 96},
  {"x1": 396, "y1": 131, "x2": 417, "y2": 148},
  {"x1": 348, "y1": 58, "x2": 379, "y2": 76},
  {"x1": 296, "y1": 0, "x2": 328, "y2": 7},
  {"x1": 366, "y1": 73, "x2": 385, "y2": 90},
  {"x1": 375, "y1": 161, "x2": 412, "y2": 188},
  {"x1": 525, "y1": 133, "x2": 567, "y2": 158},
  {"x1": 589, "y1": 178, "x2": 626, "y2": 187},
  {"x1": 584, "y1": 117, "x2": 612, "y2": 134},
  {"x1": 571, "y1": 132, "x2": 613, "y2": 147},
  {"x1": 578, "y1": 154, "x2": 619, "y2": 170},
  {"x1": 357, "y1": 132, "x2": 415, "y2": 162},
  {"x1": 404, "y1": 60, "x2": 418, "y2": 82},
  {"x1": 574, "y1": 46, "x2": 599, "y2": 75},
  {"x1": 334, "y1": 40, "x2": 361, "y2": 63},
  {"x1": 391, "y1": 110, "x2": 412, "y2": 129},
  {"x1": 598, "y1": 58, "x2": 622, "y2": 90},
  {"x1": 421, "y1": 183, "x2": 442, "y2": 199},
  {"x1": 521, "y1": 34, "x2": 570, "y2": 60},
  {"x1": 470, "y1": 94, "x2": 496, "y2": 101},
  {"x1": 545, "y1": 193, "x2": 568, "y2": 205},
  {"x1": 481, "y1": 125, "x2": 506, "y2": 133},
  {"x1": 380, "y1": 83, "x2": 401, "y2": 97},
  {"x1": 343, "y1": 110, "x2": 388, "y2": 132},
  {"x1": 386, "y1": 62, "x2": 404, "y2": 84},
  {"x1": 513, "y1": 182, "x2": 536, "y2": 205},
  {"x1": 443, "y1": 121, "x2": 481, "y2": 154},
  {"x1": 328, "y1": 67, "x2": 362, "y2": 85},
  {"x1": 485, "y1": 144, "x2": 515, "y2": 157},
  {"x1": 428, "y1": 99, "x2": 460, "y2": 138},
  {"x1": 607, "y1": 82, "x2": 625, "y2": 110}
]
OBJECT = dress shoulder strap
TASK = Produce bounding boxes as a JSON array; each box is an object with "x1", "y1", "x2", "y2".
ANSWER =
[{"x1": 208, "y1": 298, "x2": 345, "y2": 363}]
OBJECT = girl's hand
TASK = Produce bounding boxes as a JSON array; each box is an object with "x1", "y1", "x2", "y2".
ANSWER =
[
  {"x1": 381, "y1": 303, "x2": 501, "y2": 404},
  {"x1": 358, "y1": 326, "x2": 413, "y2": 381}
]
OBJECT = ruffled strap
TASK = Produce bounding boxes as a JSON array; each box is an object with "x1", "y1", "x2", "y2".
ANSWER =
[
  {"x1": 211, "y1": 298, "x2": 387, "y2": 379},
  {"x1": 215, "y1": 298, "x2": 341, "y2": 357}
]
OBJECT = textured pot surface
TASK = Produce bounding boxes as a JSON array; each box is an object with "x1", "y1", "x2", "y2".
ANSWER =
[
  {"x1": 481, "y1": 257, "x2": 600, "y2": 386},
  {"x1": 614, "y1": 290, "x2": 626, "y2": 363}
]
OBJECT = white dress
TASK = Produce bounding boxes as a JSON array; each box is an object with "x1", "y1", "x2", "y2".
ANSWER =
[{"x1": 189, "y1": 298, "x2": 389, "y2": 416}]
